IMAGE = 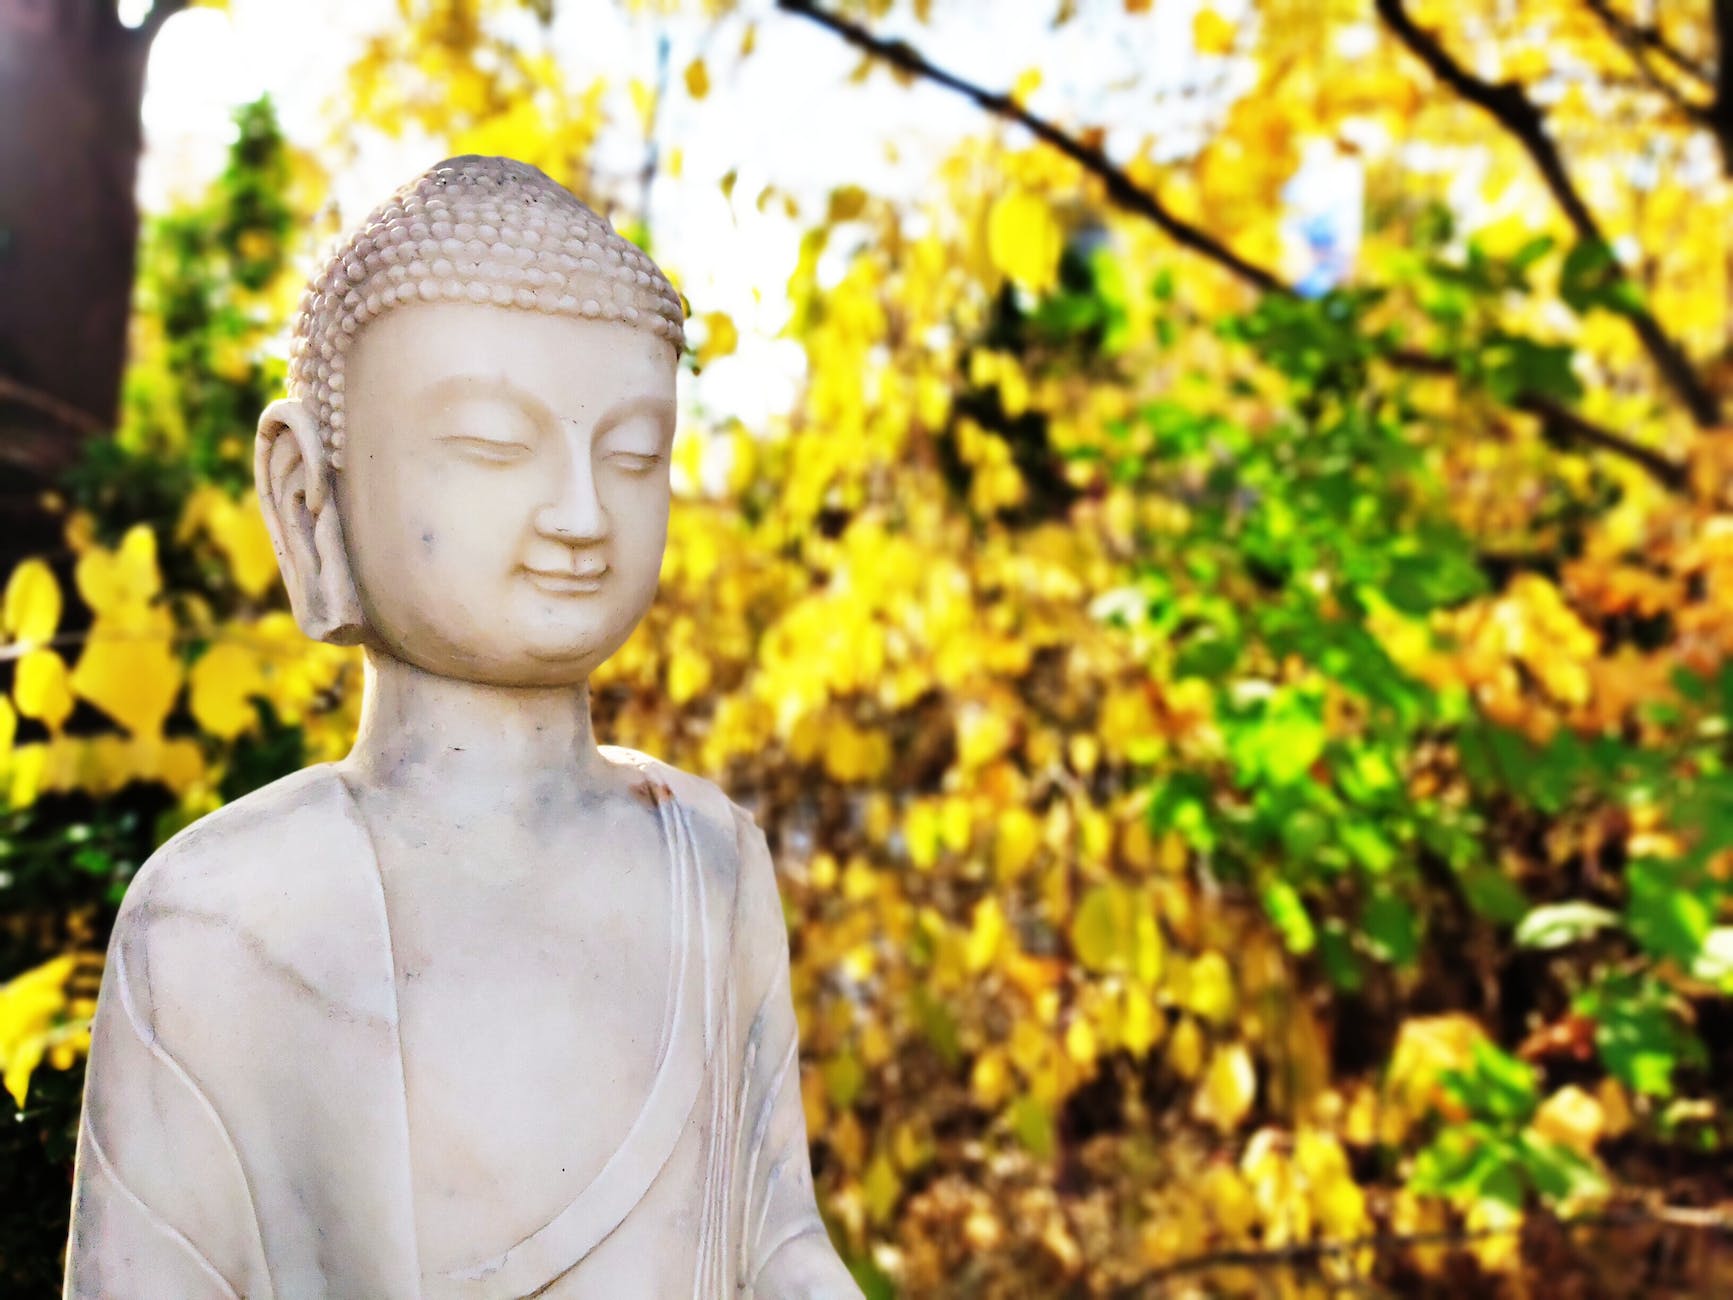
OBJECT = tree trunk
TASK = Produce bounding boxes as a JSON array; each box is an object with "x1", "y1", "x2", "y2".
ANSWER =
[{"x1": 0, "y1": 0, "x2": 168, "y2": 560}]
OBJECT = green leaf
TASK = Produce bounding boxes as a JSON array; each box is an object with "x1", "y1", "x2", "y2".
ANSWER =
[
  {"x1": 1261, "y1": 877, "x2": 1316, "y2": 954},
  {"x1": 1579, "y1": 975, "x2": 1705, "y2": 1098},
  {"x1": 1560, "y1": 239, "x2": 1644, "y2": 318},
  {"x1": 1362, "y1": 890, "x2": 1420, "y2": 967},
  {"x1": 1624, "y1": 858, "x2": 1712, "y2": 964},
  {"x1": 1441, "y1": 1040, "x2": 1538, "y2": 1123}
]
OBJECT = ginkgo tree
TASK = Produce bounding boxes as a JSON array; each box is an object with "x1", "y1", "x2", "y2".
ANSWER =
[{"x1": 6, "y1": 0, "x2": 1733, "y2": 1295}]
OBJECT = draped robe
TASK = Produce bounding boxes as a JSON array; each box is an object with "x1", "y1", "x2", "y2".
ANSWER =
[{"x1": 65, "y1": 747, "x2": 858, "y2": 1299}]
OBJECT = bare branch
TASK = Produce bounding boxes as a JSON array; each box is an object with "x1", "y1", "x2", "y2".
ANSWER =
[
  {"x1": 775, "y1": 0, "x2": 1286, "y2": 296},
  {"x1": 1584, "y1": 0, "x2": 1711, "y2": 116},
  {"x1": 1120, "y1": 1200, "x2": 1733, "y2": 1292},
  {"x1": 1376, "y1": 0, "x2": 1721, "y2": 429},
  {"x1": 1522, "y1": 393, "x2": 1687, "y2": 489},
  {"x1": 1714, "y1": 0, "x2": 1733, "y2": 169},
  {"x1": 1583, "y1": 0, "x2": 1715, "y2": 89},
  {"x1": 0, "y1": 374, "x2": 107, "y2": 437}
]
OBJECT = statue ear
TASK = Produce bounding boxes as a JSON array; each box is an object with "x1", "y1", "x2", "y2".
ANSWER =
[{"x1": 255, "y1": 399, "x2": 367, "y2": 646}]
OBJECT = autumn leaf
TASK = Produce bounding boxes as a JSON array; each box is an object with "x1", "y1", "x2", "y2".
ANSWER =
[
  {"x1": 987, "y1": 190, "x2": 1063, "y2": 294},
  {"x1": 2, "y1": 559, "x2": 60, "y2": 647},
  {"x1": 13, "y1": 649, "x2": 73, "y2": 730},
  {"x1": 684, "y1": 56, "x2": 710, "y2": 100}
]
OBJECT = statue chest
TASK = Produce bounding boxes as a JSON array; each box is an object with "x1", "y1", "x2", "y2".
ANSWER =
[{"x1": 367, "y1": 816, "x2": 690, "y2": 1278}]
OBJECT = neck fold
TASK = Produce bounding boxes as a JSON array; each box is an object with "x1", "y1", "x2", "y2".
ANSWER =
[{"x1": 340, "y1": 649, "x2": 613, "y2": 808}]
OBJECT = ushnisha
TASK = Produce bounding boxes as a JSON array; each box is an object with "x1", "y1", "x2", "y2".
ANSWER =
[
  {"x1": 290, "y1": 156, "x2": 684, "y2": 470},
  {"x1": 64, "y1": 157, "x2": 862, "y2": 1300}
]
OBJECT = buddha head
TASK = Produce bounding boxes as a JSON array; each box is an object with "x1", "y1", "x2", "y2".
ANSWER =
[{"x1": 255, "y1": 156, "x2": 685, "y2": 687}]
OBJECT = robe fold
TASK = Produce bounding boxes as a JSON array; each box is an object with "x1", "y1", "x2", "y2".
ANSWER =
[{"x1": 65, "y1": 747, "x2": 857, "y2": 1300}]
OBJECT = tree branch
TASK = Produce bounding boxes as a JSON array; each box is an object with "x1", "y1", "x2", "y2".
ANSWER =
[
  {"x1": 0, "y1": 374, "x2": 106, "y2": 437},
  {"x1": 1714, "y1": 0, "x2": 1733, "y2": 170},
  {"x1": 775, "y1": 0, "x2": 1286, "y2": 295},
  {"x1": 1583, "y1": 0, "x2": 1711, "y2": 115},
  {"x1": 776, "y1": 0, "x2": 1695, "y2": 492},
  {"x1": 1583, "y1": 0, "x2": 1716, "y2": 89},
  {"x1": 1119, "y1": 1200, "x2": 1733, "y2": 1292},
  {"x1": 1376, "y1": 0, "x2": 1720, "y2": 429},
  {"x1": 1582, "y1": 0, "x2": 1733, "y2": 177}
]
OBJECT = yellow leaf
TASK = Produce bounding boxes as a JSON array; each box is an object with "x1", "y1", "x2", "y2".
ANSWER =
[
  {"x1": 965, "y1": 896, "x2": 1006, "y2": 973},
  {"x1": 189, "y1": 642, "x2": 265, "y2": 740},
  {"x1": 628, "y1": 77, "x2": 656, "y2": 133},
  {"x1": 3, "y1": 559, "x2": 60, "y2": 646},
  {"x1": 1193, "y1": 1042, "x2": 1256, "y2": 1132},
  {"x1": 1064, "y1": 1016, "x2": 1097, "y2": 1066},
  {"x1": 1122, "y1": 984, "x2": 1163, "y2": 1056},
  {"x1": 1193, "y1": 7, "x2": 1236, "y2": 55},
  {"x1": 205, "y1": 496, "x2": 280, "y2": 599},
  {"x1": 75, "y1": 525, "x2": 161, "y2": 616},
  {"x1": 971, "y1": 1047, "x2": 1010, "y2": 1107},
  {"x1": 13, "y1": 649, "x2": 73, "y2": 729},
  {"x1": 827, "y1": 184, "x2": 869, "y2": 223},
  {"x1": 1184, "y1": 950, "x2": 1237, "y2": 1025},
  {"x1": 71, "y1": 611, "x2": 182, "y2": 737},
  {"x1": 0, "y1": 698, "x2": 15, "y2": 754},
  {"x1": 1071, "y1": 884, "x2": 1124, "y2": 971},
  {"x1": 697, "y1": 311, "x2": 738, "y2": 366},
  {"x1": 0, "y1": 955, "x2": 76, "y2": 1108},
  {"x1": 986, "y1": 190, "x2": 1063, "y2": 295},
  {"x1": 666, "y1": 647, "x2": 712, "y2": 705},
  {"x1": 993, "y1": 806, "x2": 1040, "y2": 881},
  {"x1": 684, "y1": 56, "x2": 710, "y2": 100},
  {"x1": 1202, "y1": 1164, "x2": 1258, "y2": 1240},
  {"x1": 1168, "y1": 1015, "x2": 1205, "y2": 1080},
  {"x1": 1531, "y1": 1085, "x2": 1605, "y2": 1158},
  {"x1": 863, "y1": 1152, "x2": 900, "y2": 1223}
]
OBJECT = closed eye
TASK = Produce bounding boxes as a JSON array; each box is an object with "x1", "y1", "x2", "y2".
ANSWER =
[
  {"x1": 440, "y1": 435, "x2": 533, "y2": 463},
  {"x1": 607, "y1": 451, "x2": 664, "y2": 473}
]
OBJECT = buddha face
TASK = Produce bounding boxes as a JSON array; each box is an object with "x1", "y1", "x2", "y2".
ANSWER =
[{"x1": 332, "y1": 301, "x2": 677, "y2": 686}]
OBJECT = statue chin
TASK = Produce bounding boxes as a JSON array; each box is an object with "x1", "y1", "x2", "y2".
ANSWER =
[{"x1": 63, "y1": 155, "x2": 863, "y2": 1300}]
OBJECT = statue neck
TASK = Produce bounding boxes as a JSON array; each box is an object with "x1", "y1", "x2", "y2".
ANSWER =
[{"x1": 340, "y1": 649, "x2": 613, "y2": 809}]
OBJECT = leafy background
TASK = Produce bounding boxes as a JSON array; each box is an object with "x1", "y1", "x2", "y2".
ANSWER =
[{"x1": 5, "y1": 0, "x2": 1733, "y2": 1295}]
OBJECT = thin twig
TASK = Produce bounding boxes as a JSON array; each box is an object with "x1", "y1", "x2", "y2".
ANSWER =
[
  {"x1": 774, "y1": 1, "x2": 1695, "y2": 491},
  {"x1": 1582, "y1": 0, "x2": 1714, "y2": 129},
  {"x1": 1582, "y1": 0, "x2": 1716, "y2": 90},
  {"x1": 0, "y1": 376, "x2": 106, "y2": 437},
  {"x1": 1121, "y1": 1200, "x2": 1733, "y2": 1291},
  {"x1": 775, "y1": 0, "x2": 1285, "y2": 295},
  {"x1": 1375, "y1": 0, "x2": 1721, "y2": 429}
]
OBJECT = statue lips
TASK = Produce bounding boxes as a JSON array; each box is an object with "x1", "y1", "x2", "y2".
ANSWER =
[{"x1": 521, "y1": 563, "x2": 608, "y2": 596}]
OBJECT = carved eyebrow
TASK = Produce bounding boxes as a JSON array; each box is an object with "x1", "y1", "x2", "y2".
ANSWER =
[
  {"x1": 416, "y1": 374, "x2": 557, "y2": 430},
  {"x1": 590, "y1": 396, "x2": 677, "y2": 445}
]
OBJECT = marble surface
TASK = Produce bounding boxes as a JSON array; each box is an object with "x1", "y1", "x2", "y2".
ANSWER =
[{"x1": 64, "y1": 157, "x2": 862, "y2": 1300}]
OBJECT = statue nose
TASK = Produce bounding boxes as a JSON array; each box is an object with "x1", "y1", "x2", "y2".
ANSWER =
[{"x1": 535, "y1": 454, "x2": 609, "y2": 543}]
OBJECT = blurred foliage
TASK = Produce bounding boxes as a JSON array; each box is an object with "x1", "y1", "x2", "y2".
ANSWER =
[{"x1": 8, "y1": 0, "x2": 1733, "y2": 1294}]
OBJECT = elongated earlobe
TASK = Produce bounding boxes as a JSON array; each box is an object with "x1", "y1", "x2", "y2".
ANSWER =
[{"x1": 255, "y1": 399, "x2": 366, "y2": 645}]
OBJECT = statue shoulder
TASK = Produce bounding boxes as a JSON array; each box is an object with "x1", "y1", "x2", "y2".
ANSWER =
[
  {"x1": 599, "y1": 744, "x2": 749, "y2": 864},
  {"x1": 117, "y1": 762, "x2": 362, "y2": 936},
  {"x1": 107, "y1": 762, "x2": 396, "y2": 1036}
]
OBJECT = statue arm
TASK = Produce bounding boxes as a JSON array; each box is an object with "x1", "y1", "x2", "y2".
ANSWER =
[
  {"x1": 729, "y1": 803, "x2": 864, "y2": 1300},
  {"x1": 64, "y1": 880, "x2": 266, "y2": 1299}
]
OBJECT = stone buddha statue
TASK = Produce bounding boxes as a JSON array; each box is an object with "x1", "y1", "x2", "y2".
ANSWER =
[{"x1": 65, "y1": 156, "x2": 862, "y2": 1300}]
